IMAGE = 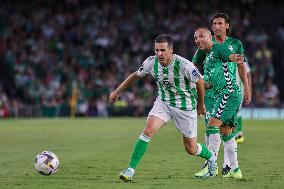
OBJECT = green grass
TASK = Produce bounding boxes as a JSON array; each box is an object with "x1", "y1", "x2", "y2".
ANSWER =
[{"x1": 0, "y1": 118, "x2": 283, "y2": 189}]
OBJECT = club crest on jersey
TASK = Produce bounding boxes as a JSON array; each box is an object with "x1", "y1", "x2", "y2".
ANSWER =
[{"x1": 204, "y1": 52, "x2": 214, "y2": 63}]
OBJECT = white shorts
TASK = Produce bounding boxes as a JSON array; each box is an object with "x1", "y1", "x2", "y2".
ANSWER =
[{"x1": 148, "y1": 98, "x2": 197, "y2": 138}]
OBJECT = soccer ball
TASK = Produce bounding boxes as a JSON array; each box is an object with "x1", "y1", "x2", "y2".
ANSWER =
[{"x1": 34, "y1": 151, "x2": 59, "y2": 175}]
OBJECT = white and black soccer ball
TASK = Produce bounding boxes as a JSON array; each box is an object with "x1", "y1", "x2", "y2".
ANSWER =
[{"x1": 34, "y1": 151, "x2": 59, "y2": 175}]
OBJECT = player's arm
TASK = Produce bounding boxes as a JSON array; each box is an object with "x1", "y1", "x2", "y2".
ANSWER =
[
  {"x1": 233, "y1": 40, "x2": 252, "y2": 105},
  {"x1": 109, "y1": 72, "x2": 141, "y2": 103},
  {"x1": 236, "y1": 40, "x2": 253, "y2": 97},
  {"x1": 110, "y1": 57, "x2": 152, "y2": 103},
  {"x1": 186, "y1": 63, "x2": 205, "y2": 116},
  {"x1": 237, "y1": 63, "x2": 251, "y2": 105},
  {"x1": 228, "y1": 54, "x2": 245, "y2": 65},
  {"x1": 244, "y1": 60, "x2": 253, "y2": 96},
  {"x1": 247, "y1": 71, "x2": 252, "y2": 96},
  {"x1": 219, "y1": 45, "x2": 251, "y2": 105},
  {"x1": 227, "y1": 54, "x2": 251, "y2": 105},
  {"x1": 196, "y1": 78, "x2": 206, "y2": 116}
]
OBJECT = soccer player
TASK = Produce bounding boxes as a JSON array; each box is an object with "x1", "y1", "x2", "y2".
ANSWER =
[
  {"x1": 109, "y1": 34, "x2": 215, "y2": 182},
  {"x1": 193, "y1": 13, "x2": 252, "y2": 178},
  {"x1": 192, "y1": 27, "x2": 251, "y2": 179},
  {"x1": 211, "y1": 13, "x2": 252, "y2": 146},
  {"x1": 235, "y1": 60, "x2": 252, "y2": 144}
]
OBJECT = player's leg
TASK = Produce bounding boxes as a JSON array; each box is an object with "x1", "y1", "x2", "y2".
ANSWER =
[
  {"x1": 119, "y1": 98, "x2": 170, "y2": 182},
  {"x1": 205, "y1": 92, "x2": 242, "y2": 177},
  {"x1": 205, "y1": 117, "x2": 223, "y2": 177},
  {"x1": 207, "y1": 117, "x2": 222, "y2": 159},
  {"x1": 220, "y1": 126, "x2": 233, "y2": 176},
  {"x1": 119, "y1": 115, "x2": 165, "y2": 182},
  {"x1": 204, "y1": 96, "x2": 216, "y2": 148},
  {"x1": 223, "y1": 93, "x2": 243, "y2": 174},
  {"x1": 216, "y1": 92, "x2": 243, "y2": 179},
  {"x1": 170, "y1": 107, "x2": 212, "y2": 159},
  {"x1": 183, "y1": 136, "x2": 219, "y2": 179},
  {"x1": 205, "y1": 94, "x2": 227, "y2": 164},
  {"x1": 183, "y1": 137, "x2": 212, "y2": 159},
  {"x1": 235, "y1": 89, "x2": 245, "y2": 144},
  {"x1": 222, "y1": 115, "x2": 242, "y2": 179},
  {"x1": 129, "y1": 116, "x2": 165, "y2": 168},
  {"x1": 235, "y1": 111, "x2": 244, "y2": 143},
  {"x1": 170, "y1": 107, "x2": 215, "y2": 179},
  {"x1": 195, "y1": 96, "x2": 218, "y2": 177}
]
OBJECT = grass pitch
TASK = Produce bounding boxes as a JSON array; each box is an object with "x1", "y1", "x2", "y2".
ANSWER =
[{"x1": 0, "y1": 118, "x2": 283, "y2": 189}]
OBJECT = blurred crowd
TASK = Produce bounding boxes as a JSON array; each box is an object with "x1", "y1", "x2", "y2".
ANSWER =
[{"x1": 0, "y1": 0, "x2": 283, "y2": 117}]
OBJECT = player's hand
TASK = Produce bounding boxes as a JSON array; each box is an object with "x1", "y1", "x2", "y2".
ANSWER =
[
  {"x1": 234, "y1": 54, "x2": 244, "y2": 64},
  {"x1": 197, "y1": 103, "x2": 206, "y2": 116},
  {"x1": 244, "y1": 88, "x2": 251, "y2": 106},
  {"x1": 109, "y1": 91, "x2": 119, "y2": 103}
]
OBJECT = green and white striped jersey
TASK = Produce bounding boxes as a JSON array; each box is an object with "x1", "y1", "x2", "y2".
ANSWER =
[{"x1": 137, "y1": 54, "x2": 202, "y2": 111}]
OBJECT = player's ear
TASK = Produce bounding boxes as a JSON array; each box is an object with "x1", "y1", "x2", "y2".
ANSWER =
[
  {"x1": 225, "y1": 23, "x2": 230, "y2": 30},
  {"x1": 207, "y1": 31, "x2": 212, "y2": 40}
]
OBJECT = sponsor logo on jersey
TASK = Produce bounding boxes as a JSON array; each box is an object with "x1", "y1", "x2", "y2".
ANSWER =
[
  {"x1": 192, "y1": 69, "x2": 201, "y2": 78},
  {"x1": 162, "y1": 79, "x2": 172, "y2": 88},
  {"x1": 138, "y1": 65, "x2": 144, "y2": 72}
]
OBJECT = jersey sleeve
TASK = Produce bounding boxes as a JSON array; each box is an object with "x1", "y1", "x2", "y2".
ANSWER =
[
  {"x1": 236, "y1": 40, "x2": 244, "y2": 55},
  {"x1": 192, "y1": 49, "x2": 205, "y2": 66},
  {"x1": 184, "y1": 62, "x2": 203, "y2": 83},
  {"x1": 237, "y1": 41, "x2": 251, "y2": 72},
  {"x1": 137, "y1": 57, "x2": 153, "y2": 77},
  {"x1": 244, "y1": 59, "x2": 251, "y2": 73}
]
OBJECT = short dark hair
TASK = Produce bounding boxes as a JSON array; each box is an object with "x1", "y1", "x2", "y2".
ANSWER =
[
  {"x1": 211, "y1": 13, "x2": 230, "y2": 34},
  {"x1": 211, "y1": 13, "x2": 230, "y2": 24},
  {"x1": 195, "y1": 26, "x2": 211, "y2": 32},
  {"x1": 155, "y1": 34, "x2": 173, "y2": 48}
]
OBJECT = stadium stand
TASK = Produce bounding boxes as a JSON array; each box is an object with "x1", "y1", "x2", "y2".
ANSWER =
[{"x1": 0, "y1": 0, "x2": 283, "y2": 117}]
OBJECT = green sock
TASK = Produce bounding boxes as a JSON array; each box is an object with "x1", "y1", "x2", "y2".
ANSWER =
[
  {"x1": 206, "y1": 126, "x2": 220, "y2": 136},
  {"x1": 129, "y1": 134, "x2": 150, "y2": 169},
  {"x1": 221, "y1": 132, "x2": 236, "y2": 142},
  {"x1": 195, "y1": 143, "x2": 212, "y2": 160},
  {"x1": 236, "y1": 116, "x2": 243, "y2": 134}
]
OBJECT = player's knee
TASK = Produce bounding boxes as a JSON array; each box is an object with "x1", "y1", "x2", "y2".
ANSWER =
[
  {"x1": 220, "y1": 126, "x2": 232, "y2": 135},
  {"x1": 208, "y1": 117, "x2": 222, "y2": 127},
  {"x1": 143, "y1": 126, "x2": 156, "y2": 138}
]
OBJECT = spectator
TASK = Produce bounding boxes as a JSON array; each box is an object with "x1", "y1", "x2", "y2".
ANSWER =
[
  {"x1": 0, "y1": 1, "x2": 282, "y2": 117},
  {"x1": 263, "y1": 78, "x2": 280, "y2": 107}
]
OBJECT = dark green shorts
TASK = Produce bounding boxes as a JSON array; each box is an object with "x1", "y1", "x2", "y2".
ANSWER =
[{"x1": 211, "y1": 91, "x2": 242, "y2": 127}]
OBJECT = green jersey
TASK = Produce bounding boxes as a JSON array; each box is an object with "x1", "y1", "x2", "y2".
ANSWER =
[
  {"x1": 192, "y1": 43, "x2": 240, "y2": 96},
  {"x1": 137, "y1": 54, "x2": 202, "y2": 111},
  {"x1": 212, "y1": 36, "x2": 244, "y2": 55},
  {"x1": 193, "y1": 36, "x2": 244, "y2": 97},
  {"x1": 213, "y1": 36, "x2": 246, "y2": 93}
]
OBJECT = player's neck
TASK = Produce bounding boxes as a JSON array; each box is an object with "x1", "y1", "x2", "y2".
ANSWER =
[
  {"x1": 162, "y1": 55, "x2": 173, "y2": 67},
  {"x1": 205, "y1": 42, "x2": 214, "y2": 53},
  {"x1": 214, "y1": 35, "x2": 227, "y2": 43}
]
